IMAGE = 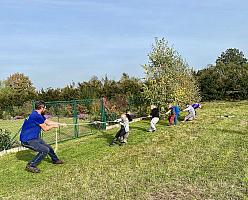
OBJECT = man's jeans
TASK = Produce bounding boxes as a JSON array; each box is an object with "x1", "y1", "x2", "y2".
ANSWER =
[{"x1": 22, "y1": 138, "x2": 59, "y2": 167}]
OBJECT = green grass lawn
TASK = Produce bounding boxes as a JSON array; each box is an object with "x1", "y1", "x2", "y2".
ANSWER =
[
  {"x1": 0, "y1": 119, "x2": 24, "y2": 138},
  {"x1": 0, "y1": 101, "x2": 248, "y2": 199}
]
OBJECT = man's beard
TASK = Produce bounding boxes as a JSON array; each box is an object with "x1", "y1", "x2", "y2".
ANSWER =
[{"x1": 41, "y1": 110, "x2": 46, "y2": 115}]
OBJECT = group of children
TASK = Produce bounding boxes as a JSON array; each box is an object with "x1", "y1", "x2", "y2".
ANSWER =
[
  {"x1": 148, "y1": 103, "x2": 202, "y2": 132},
  {"x1": 109, "y1": 103, "x2": 202, "y2": 146}
]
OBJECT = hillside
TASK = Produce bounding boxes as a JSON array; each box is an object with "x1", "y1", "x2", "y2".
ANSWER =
[{"x1": 0, "y1": 101, "x2": 248, "y2": 199}]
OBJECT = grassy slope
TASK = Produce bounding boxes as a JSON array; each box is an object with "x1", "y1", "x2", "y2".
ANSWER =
[{"x1": 0, "y1": 101, "x2": 248, "y2": 200}]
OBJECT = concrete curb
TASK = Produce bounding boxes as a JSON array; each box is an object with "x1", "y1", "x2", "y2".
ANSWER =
[{"x1": 0, "y1": 146, "x2": 27, "y2": 157}]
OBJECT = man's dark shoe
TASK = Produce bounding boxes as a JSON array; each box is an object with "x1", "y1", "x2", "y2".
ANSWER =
[
  {"x1": 53, "y1": 160, "x2": 64, "y2": 164},
  {"x1": 26, "y1": 164, "x2": 40, "y2": 173}
]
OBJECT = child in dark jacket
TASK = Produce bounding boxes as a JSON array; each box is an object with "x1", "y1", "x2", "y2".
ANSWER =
[{"x1": 148, "y1": 105, "x2": 159, "y2": 132}]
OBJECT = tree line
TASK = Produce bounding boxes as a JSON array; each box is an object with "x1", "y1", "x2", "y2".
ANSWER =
[
  {"x1": 0, "y1": 73, "x2": 144, "y2": 118},
  {"x1": 0, "y1": 38, "x2": 247, "y2": 118}
]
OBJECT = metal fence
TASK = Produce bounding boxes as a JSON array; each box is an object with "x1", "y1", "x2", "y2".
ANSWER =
[
  {"x1": 2, "y1": 96, "x2": 149, "y2": 150},
  {"x1": 36, "y1": 99, "x2": 106, "y2": 144}
]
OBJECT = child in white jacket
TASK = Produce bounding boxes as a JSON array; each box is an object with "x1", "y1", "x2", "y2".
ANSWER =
[{"x1": 109, "y1": 113, "x2": 130, "y2": 146}]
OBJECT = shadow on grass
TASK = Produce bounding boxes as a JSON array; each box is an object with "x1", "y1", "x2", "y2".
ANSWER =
[
  {"x1": 96, "y1": 132, "x2": 115, "y2": 144},
  {"x1": 131, "y1": 126, "x2": 148, "y2": 132},
  {"x1": 16, "y1": 150, "x2": 35, "y2": 162},
  {"x1": 215, "y1": 128, "x2": 247, "y2": 136},
  {"x1": 16, "y1": 150, "x2": 53, "y2": 163}
]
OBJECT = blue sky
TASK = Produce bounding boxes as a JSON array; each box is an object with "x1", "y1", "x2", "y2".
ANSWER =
[{"x1": 0, "y1": 0, "x2": 247, "y2": 90}]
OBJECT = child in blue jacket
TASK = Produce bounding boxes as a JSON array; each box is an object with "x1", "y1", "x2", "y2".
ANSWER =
[{"x1": 173, "y1": 105, "x2": 180, "y2": 125}]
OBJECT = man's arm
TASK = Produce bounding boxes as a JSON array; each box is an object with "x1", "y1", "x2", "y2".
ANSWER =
[
  {"x1": 45, "y1": 119, "x2": 67, "y2": 126},
  {"x1": 39, "y1": 123, "x2": 59, "y2": 132},
  {"x1": 183, "y1": 107, "x2": 190, "y2": 112},
  {"x1": 39, "y1": 119, "x2": 67, "y2": 132}
]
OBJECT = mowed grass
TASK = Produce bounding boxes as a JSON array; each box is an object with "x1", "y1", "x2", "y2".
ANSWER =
[
  {"x1": 0, "y1": 119, "x2": 23, "y2": 138},
  {"x1": 0, "y1": 101, "x2": 248, "y2": 199}
]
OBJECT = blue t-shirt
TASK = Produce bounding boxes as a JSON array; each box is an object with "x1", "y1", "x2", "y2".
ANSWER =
[{"x1": 20, "y1": 111, "x2": 46, "y2": 142}]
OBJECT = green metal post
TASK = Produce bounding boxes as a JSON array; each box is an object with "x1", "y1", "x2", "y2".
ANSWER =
[
  {"x1": 56, "y1": 103, "x2": 61, "y2": 141},
  {"x1": 100, "y1": 98, "x2": 106, "y2": 129},
  {"x1": 73, "y1": 100, "x2": 78, "y2": 138}
]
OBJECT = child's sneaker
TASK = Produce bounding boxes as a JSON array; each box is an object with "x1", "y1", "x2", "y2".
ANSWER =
[
  {"x1": 109, "y1": 141, "x2": 116, "y2": 146},
  {"x1": 119, "y1": 141, "x2": 126, "y2": 146}
]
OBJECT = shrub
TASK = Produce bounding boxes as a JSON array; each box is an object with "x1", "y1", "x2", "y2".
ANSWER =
[{"x1": 0, "y1": 128, "x2": 12, "y2": 151}]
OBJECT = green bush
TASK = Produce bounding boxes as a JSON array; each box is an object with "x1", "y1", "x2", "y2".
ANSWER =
[
  {"x1": 2, "y1": 111, "x2": 12, "y2": 120},
  {"x1": 0, "y1": 128, "x2": 12, "y2": 151}
]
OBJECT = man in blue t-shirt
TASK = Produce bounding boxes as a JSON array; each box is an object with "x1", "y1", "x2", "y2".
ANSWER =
[{"x1": 20, "y1": 100, "x2": 66, "y2": 173}]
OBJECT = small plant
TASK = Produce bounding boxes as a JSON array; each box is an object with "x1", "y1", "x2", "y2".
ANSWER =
[{"x1": 0, "y1": 128, "x2": 12, "y2": 151}]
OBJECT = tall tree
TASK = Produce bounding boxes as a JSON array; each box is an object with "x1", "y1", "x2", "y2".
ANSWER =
[
  {"x1": 5, "y1": 73, "x2": 36, "y2": 106},
  {"x1": 216, "y1": 48, "x2": 247, "y2": 66},
  {"x1": 61, "y1": 83, "x2": 79, "y2": 100},
  {"x1": 101, "y1": 75, "x2": 120, "y2": 99},
  {"x1": 118, "y1": 73, "x2": 142, "y2": 96},
  {"x1": 78, "y1": 76, "x2": 102, "y2": 99},
  {"x1": 37, "y1": 88, "x2": 62, "y2": 101},
  {"x1": 142, "y1": 38, "x2": 200, "y2": 106},
  {"x1": 196, "y1": 48, "x2": 248, "y2": 100},
  {"x1": 0, "y1": 82, "x2": 15, "y2": 109}
]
